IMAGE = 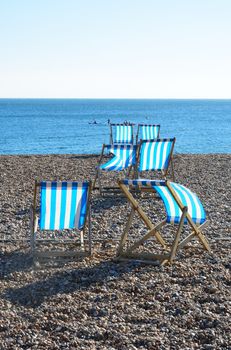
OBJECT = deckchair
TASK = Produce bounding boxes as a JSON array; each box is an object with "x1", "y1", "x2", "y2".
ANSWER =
[
  {"x1": 136, "y1": 124, "x2": 160, "y2": 143},
  {"x1": 110, "y1": 123, "x2": 134, "y2": 144},
  {"x1": 136, "y1": 138, "x2": 176, "y2": 181},
  {"x1": 30, "y1": 180, "x2": 92, "y2": 260},
  {"x1": 117, "y1": 179, "x2": 210, "y2": 265},
  {"x1": 93, "y1": 144, "x2": 137, "y2": 195}
]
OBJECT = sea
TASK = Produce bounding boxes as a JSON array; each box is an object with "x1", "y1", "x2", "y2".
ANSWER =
[{"x1": 0, "y1": 99, "x2": 230, "y2": 154}]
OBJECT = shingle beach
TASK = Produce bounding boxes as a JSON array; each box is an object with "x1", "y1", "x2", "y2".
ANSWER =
[{"x1": 0, "y1": 154, "x2": 230, "y2": 349}]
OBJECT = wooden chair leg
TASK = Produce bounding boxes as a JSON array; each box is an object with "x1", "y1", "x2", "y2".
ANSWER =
[
  {"x1": 195, "y1": 229, "x2": 210, "y2": 251},
  {"x1": 98, "y1": 169, "x2": 103, "y2": 195},
  {"x1": 30, "y1": 215, "x2": 38, "y2": 256},
  {"x1": 117, "y1": 208, "x2": 135, "y2": 255},
  {"x1": 92, "y1": 171, "x2": 98, "y2": 190},
  {"x1": 30, "y1": 206, "x2": 34, "y2": 253},
  {"x1": 170, "y1": 159, "x2": 175, "y2": 182},
  {"x1": 169, "y1": 207, "x2": 187, "y2": 263},
  {"x1": 80, "y1": 231, "x2": 84, "y2": 251},
  {"x1": 93, "y1": 145, "x2": 105, "y2": 190},
  {"x1": 88, "y1": 205, "x2": 92, "y2": 255},
  {"x1": 178, "y1": 226, "x2": 210, "y2": 252}
]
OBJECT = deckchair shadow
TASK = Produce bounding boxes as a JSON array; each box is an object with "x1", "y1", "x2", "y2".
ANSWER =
[
  {"x1": 91, "y1": 196, "x2": 127, "y2": 211},
  {"x1": 0, "y1": 251, "x2": 33, "y2": 278},
  {"x1": 3, "y1": 260, "x2": 141, "y2": 308}
]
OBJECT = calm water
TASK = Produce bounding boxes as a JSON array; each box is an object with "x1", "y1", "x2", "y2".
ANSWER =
[{"x1": 0, "y1": 99, "x2": 230, "y2": 154}]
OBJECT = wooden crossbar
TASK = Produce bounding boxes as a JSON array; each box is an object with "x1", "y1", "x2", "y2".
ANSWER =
[{"x1": 126, "y1": 220, "x2": 166, "y2": 254}]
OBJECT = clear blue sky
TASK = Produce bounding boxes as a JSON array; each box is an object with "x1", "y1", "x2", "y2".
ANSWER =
[{"x1": 1, "y1": 0, "x2": 231, "y2": 98}]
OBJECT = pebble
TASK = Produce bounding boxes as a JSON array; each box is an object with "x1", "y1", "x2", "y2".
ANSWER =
[{"x1": 0, "y1": 154, "x2": 230, "y2": 349}]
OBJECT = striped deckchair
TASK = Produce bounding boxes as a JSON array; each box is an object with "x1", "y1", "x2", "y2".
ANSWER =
[
  {"x1": 117, "y1": 179, "x2": 210, "y2": 265},
  {"x1": 110, "y1": 124, "x2": 134, "y2": 144},
  {"x1": 30, "y1": 180, "x2": 92, "y2": 260},
  {"x1": 93, "y1": 144, "x2": 137, "y2": 195},
  {"x1": 137, "y1": 138, "x2": 176, "y2": 180},
  {"x1": 136, "y1": 124, "x2": 160, "y2": 143}
]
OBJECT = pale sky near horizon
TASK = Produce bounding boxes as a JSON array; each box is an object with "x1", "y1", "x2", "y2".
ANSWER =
[{"x1": 1, "y1": 0, "x2": 231, "y2": 98}]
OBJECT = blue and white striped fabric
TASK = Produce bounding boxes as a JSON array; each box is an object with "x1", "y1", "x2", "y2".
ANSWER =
[
  {"x1": 122, "y1": 179, "x2": 166, "y2": 187},
  {"x1": 100, "y1": 145, "x2": 137, "y2": 171},
  {"x1": 121, "y1": 179, "x2": 206, "y2": 225},
  {"x1": 154, "y1": 182, "x2": 206, "y2": 225},
  {"x1": 139, "y1": 138, "x2": 175, "y2": 171},
  {"x1": 114, "y1": 125, "x2": 133, "y2": 144},
  {"x1": 139, "y1": 124, "x2": 160, "y2": 141},
  {"x1": 39, "y1": 181, "x2": 89, "y2": 230}
]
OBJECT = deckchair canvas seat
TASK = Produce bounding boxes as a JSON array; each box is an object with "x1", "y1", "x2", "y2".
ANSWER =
[
  {"x1": 110, "y1": 124, "x2": 134, "y2": 144},
  {"x1": 93, "y1": 144, "x2": 137, "y2": 194},
  {"x1": 117, "y1": 179, "x2": 210, "y2": 265},
  {"x1": 136, "y1": 138, "x2": 176, "y2": 181},
  {"x1": 122, "y1": 179, "x2": 206, "y2": 225},
  {"x1": 100, "y1": 145, "x2": 137, "y2": 171},
  {"x1": 136, "y1": 124, "x2": 160, "y2": 143},
  {"x1": 31, "y1": 181, "x2": 92, "y2": 261}
]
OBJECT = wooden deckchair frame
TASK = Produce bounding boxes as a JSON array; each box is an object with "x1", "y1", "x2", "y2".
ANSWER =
[
  {"x1": 135, "y1": 138, "x2": 176, "y2": 181},
  {"x1": 136, "y1": 124, "x2": 160, "y2": 144},
  {"x1": 92, "y1": 144, "x2": 137, "y2": 195},
  {"x1": 30, "y1": 180, "x2": 92, "y2": 260},
  {"x1": 110, "y1": 123, "x2": 134, "y2": 144},
  {"x1": 116, "y1": 180, "x2": 210, "y2": 265}
]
